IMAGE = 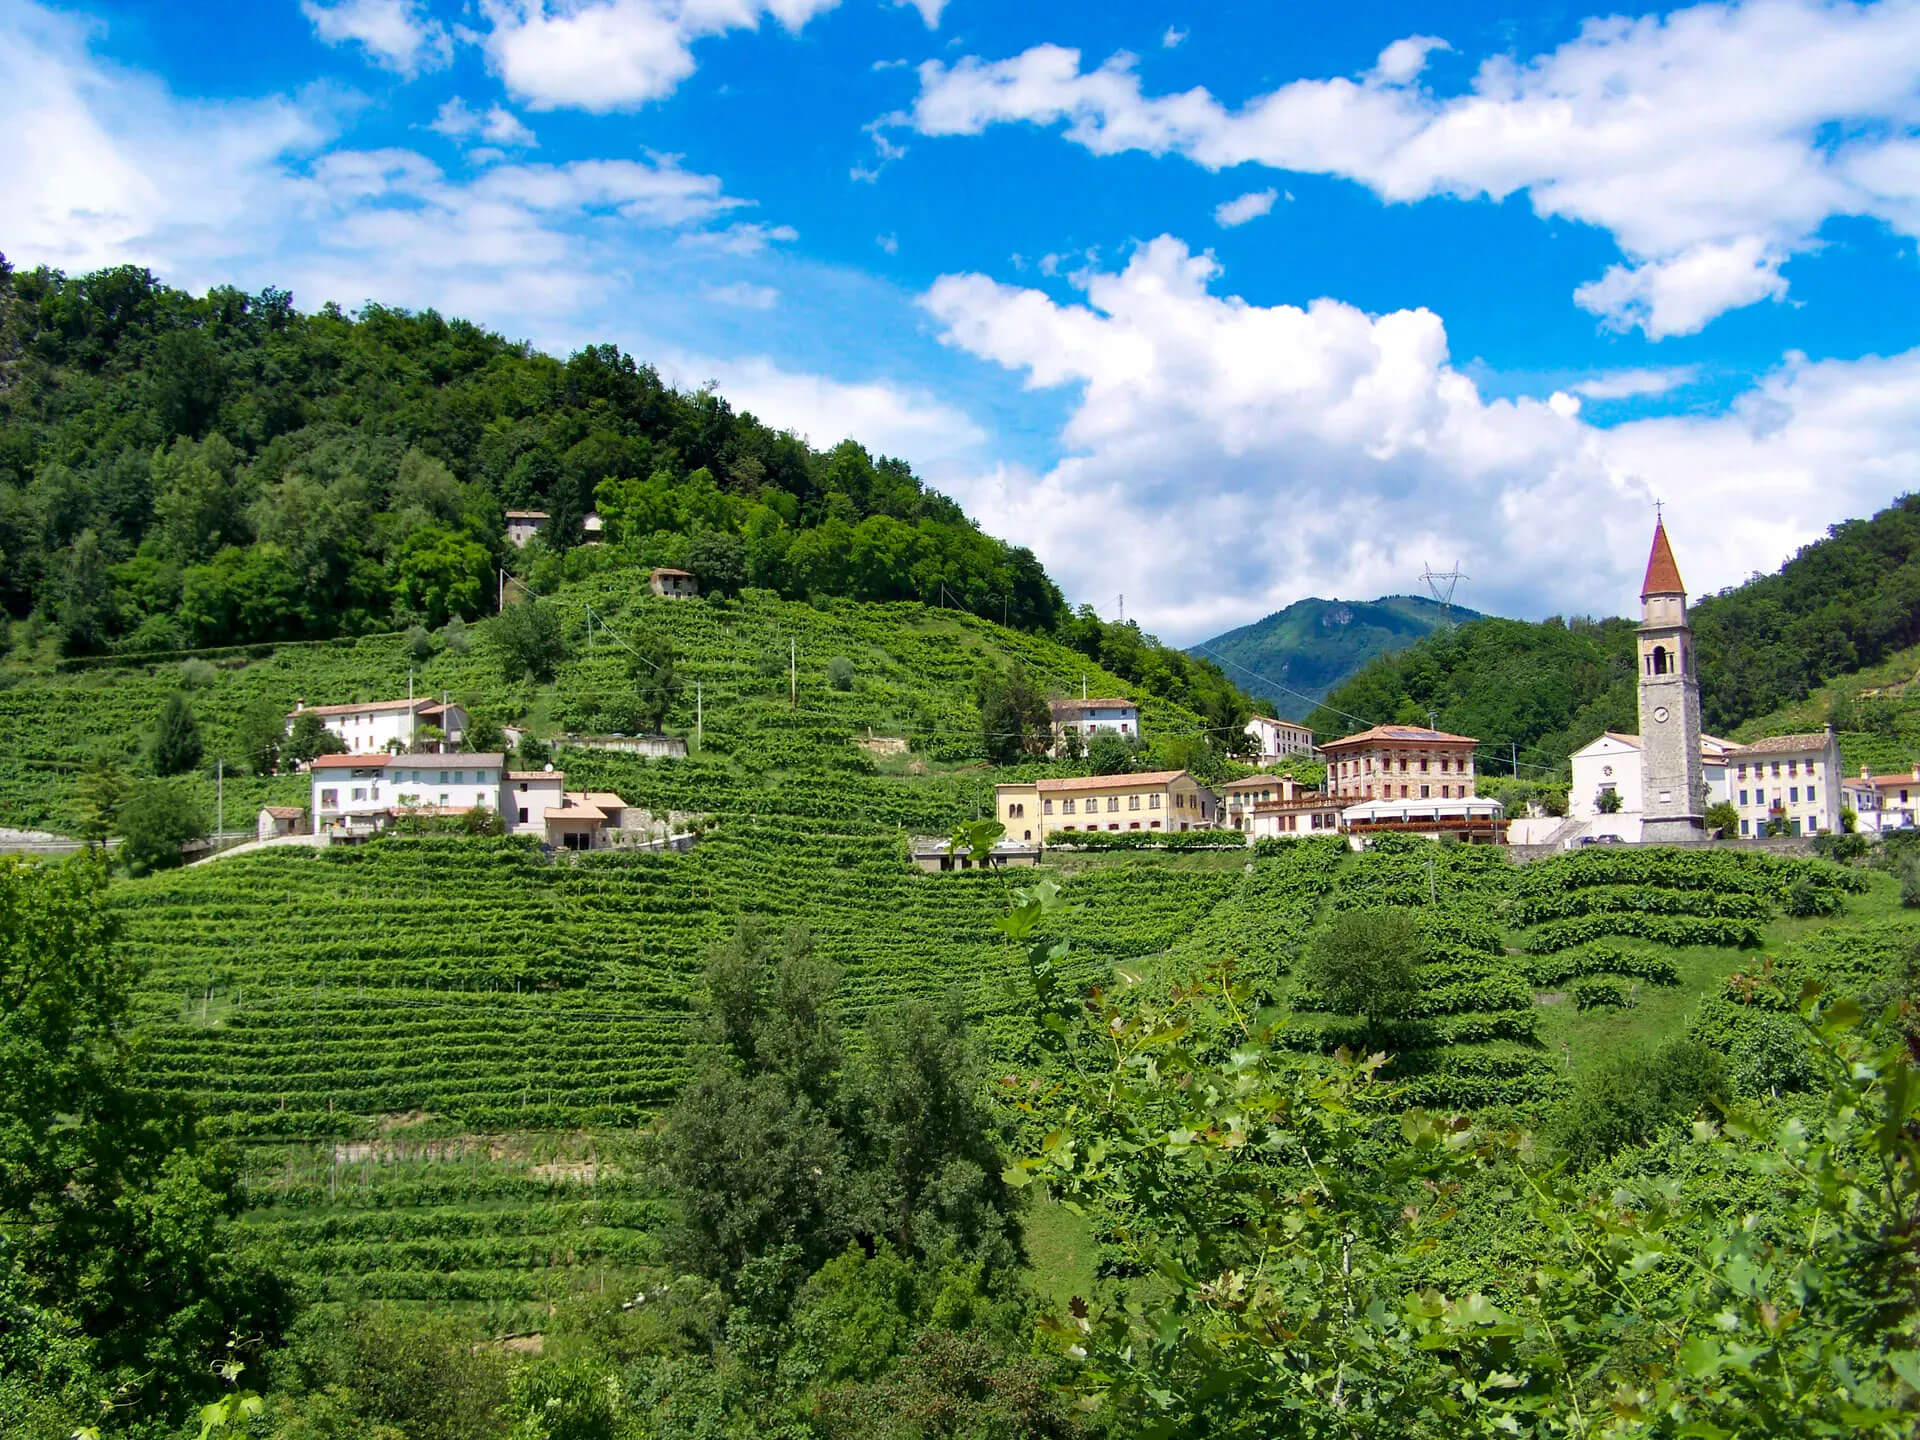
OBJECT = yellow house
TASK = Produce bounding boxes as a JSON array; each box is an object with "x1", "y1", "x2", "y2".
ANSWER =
[{"x1": 995, "y1": 770, "x2": 1218, "y2": 843}]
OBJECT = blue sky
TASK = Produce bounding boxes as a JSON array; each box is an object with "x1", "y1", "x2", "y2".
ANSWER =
[{"x1": 4, "y1": 0, "x2": 1919, "y2": 641}]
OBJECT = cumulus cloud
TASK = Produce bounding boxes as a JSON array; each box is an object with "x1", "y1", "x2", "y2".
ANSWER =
[
  {"x1": 901, "y1": 0, "x2": 1920, "y2": 337},
  {"x1": 677, "y1": 220, "x2": 801, "y2": 254},
  {"x1": 431, "y1": 97, "x2": 540, "y2": 147},
  {"x1": 688, "y1": 352, "x2": 988, "y2": 467},
  {"x1": 0, "y1": 1, "x2": 766, "y2": 325},
  {"x1": 921, "y1": 238, "x2": 1920, "y2": 640},
  {"x1": 478, "y1": 0, "x2": 841, "y2": 112},
  {"x1": 1161, "y1": 26, "x2": 1186, "y2": 48},
  {"x1": 1213, "y1": 187, "x2": 1276, "y2": 227},
  {"x1": 302, "y1": 0, "x2": 452, "y2": 76}
]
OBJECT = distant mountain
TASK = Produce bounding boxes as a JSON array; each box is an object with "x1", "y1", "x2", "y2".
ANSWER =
[{"x1": 1189, "y1": 595, "x2": 1477, "y2": 721}]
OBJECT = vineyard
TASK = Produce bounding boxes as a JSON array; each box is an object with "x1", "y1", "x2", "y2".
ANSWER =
[
  {"x1": 0, "y1": 585, "x2": 1207, "y2": 831},
  {"x1": 104, "y1": 821, "x2": 1888, "y2": 1309}
]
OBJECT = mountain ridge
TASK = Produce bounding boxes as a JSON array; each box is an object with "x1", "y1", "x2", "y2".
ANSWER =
[{"x1": 1190, "y1": 593, "x2": 1479, "y2": 721}]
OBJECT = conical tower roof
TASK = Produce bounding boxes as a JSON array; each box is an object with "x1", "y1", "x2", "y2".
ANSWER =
[{"x1": 1641, "y1": 519, "x2": 1685, "y2": 598}]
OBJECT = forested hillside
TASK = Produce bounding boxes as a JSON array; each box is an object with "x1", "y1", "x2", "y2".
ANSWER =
[
  {"x1": 1191, "y1": 593, "x2": 1472, "y2": 719},
  {"x1": 0, "y1": 258, "x2": 1247, "y2": 733},
  {"x1": 1309, "y1": 494, "x2": 1920, "y2": 776}
]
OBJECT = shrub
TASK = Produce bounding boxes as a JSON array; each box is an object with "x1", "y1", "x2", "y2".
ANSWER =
[
  {"x1": 406, "y1": 624, "x2": 437, "y2": 663},
  {"x1": 826, "y1": 656, "x2": 855, "y2": 691},
  {"x1": 489, "y1": 597, "x2": 567, "y2": 684},
  {"x1": 1704, "y1": 800, "x2": 1740, "y2": 836},
  {"x1": 1570, "y1": 976, "x2": 1633, "y2": 1010},
  {"x1": 441, "y1": 615, "x2": 470, "y2": 655},
  {"x1": 1903, "y1": 864, "x2": 1920, "y2": 910},
  {"x1": 1785, "y1": 877, "x2": 1842, "y2": 917},
  {"x1": 178, "y1": 658, "x2": 218, "y2": 690},
  {"x1": 1086, "y1": 732, "x2": 1139, "y2": 776},
  {"x1": 1549, "y1": 1037, "x2": 1726, "y2": 1167}
]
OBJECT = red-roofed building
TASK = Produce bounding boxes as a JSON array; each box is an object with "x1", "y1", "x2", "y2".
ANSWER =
[
  {"x1": 1319, "y1": 725, "x2": 1479, "y2": 803},
  {"x1": 993, "y1": 769, "x2": 1216, "y2": 841}
]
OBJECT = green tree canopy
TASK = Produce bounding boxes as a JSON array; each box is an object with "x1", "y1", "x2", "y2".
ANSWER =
[{"x1": 148, "y1": 691, "x2": 203, "y2": 776}]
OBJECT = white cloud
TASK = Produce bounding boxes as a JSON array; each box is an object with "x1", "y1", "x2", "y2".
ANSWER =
[
  {"x1": 1161, "y1": 25, "x2": 1186, "y2": 49},
  {"x1": 1213, "y1": 187, "x2": 1276, "y2": 227},
  {"x1": 302, "y1": 0, "x2": 452, "y2": 76},
  {"x1": 921, "y1": 237, "x2": 1920, "y2": 640},
  {"x1": 1369, "y1": 34, "x2": 1448, "y2": 86},
  {"x1": 892, "y1": 0, "x2": 945, "y2": 27},
  {"x1": 431, "y1": 97, "x2": 540, "y2": 147},
  {"x1": 902, "y1": 1, "x2": 1920, "y2": 336},
  {"x1": 0, "y1": 0, "x2": 765, "y2": 324},
  {"x1": 1571, "y1": 366, "x2": 1701, "y2": 401},
  {"x1": 677, "y1": 220, "x2": 800, "y2": 254},
  {"x1": 877, "y1": 232, "x2": 899, "y2": 253},
  {"x1": 478, "y1": 0, "x2": 841, "y2": 112},
  {"x1": 666, "y1": 351, "x2": 988, "y2": 471},
  {"x1": 706, "y1": 280, "x2": 780, "y2": 308}
]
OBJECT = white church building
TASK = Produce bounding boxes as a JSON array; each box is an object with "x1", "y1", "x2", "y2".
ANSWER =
[{"x1": 1567, "y1": 731, "x2": 1737, "y2": 840}]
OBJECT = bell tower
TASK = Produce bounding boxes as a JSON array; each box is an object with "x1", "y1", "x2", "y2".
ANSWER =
[{"x1": 1637, "y1": 515, "x2": 1706, "y2": 842}]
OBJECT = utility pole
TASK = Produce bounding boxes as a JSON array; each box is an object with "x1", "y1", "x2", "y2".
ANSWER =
[
  {"x1": 587, "y1": 608, "x2": 592, "y2": 653},
  {"x1": 1511, "y1": 741, "x2": 1518, "y2": 776},
  {"x1": 1118, "y1": 593, "x2": 1125, "y2": 625},
  {"x1": 696, "y1": 682, "x2": 703, "y2": 749},
  {"x1": 790, "y1": 638, "x2": 797, "y2": 709},
  {"x1": 216, "y1": 759, "x2": 223, "y2": 842},
  {"x1": 498, "y1": 568, "x2": 505, "y2": 613}
]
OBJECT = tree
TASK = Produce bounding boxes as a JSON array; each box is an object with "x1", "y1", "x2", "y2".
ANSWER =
[
  {"x1": 237, "y1": 695, "x2": 285, "y2": 777},
  {"x1": 464, "y1": 716, "x2": 507, "y2": 754},
  {"x1": 490, "y1": 597, "x2": 567, "y2": 684},
  {"x1": 117, "y1": 779, "x2": 208, "y2": 874},
  {"x1": 406, "y1": 624, "x2": 437, "y2": 663},
  {"x1": 283, "y1": 711, "x2": 345, "y2": 767},
  {"x1": 0, "y1": 855, "x2": 288, "y2": 1422},
  {"x1": 1704, "y1": 799, "x2": 1740, "y2": 835},
  {"x1": 1548, "y1": 1037, "x2": 1727, "y2": 1167},
  {"x1": 976, "y1": 665, "x2": 1051, "y2": 764},
  {"x1": 855, "y1": 995, "x2": 1016, "y2": 1267},
  {"x1": 1596, "y1": 787, "x2": 1624, "y2": 814},
  {"x1": 628, "y1": 631, "x2": 681, "y2": 735},
  {"x1": 826, "y1": 655, "x2": 855, "y2": 692},
  {"x1": 1086, "y1": 732, "x2": 1137, "y2": 776},
  {"x1": 394, "y1": 526, "x2": 490, "y2": 629},
  {"x1": 149, "y1": 692, "x2": 203, "y2": 776},
  {"x1": 655, "y1": 922, "x2": 857, "y2": 1300},
  {"x1": 73, "y1": 752, "x2": 131, "y2": 844},
  {"x1": 686, "y1": 528, "x2": 746, "y2": 598},
  {"x1": 54, "y1": 529, "x2": 115, "y2": 657},
  {"x1": 1297, "y1": 907, "x2": 1423, "y2": 1032}
]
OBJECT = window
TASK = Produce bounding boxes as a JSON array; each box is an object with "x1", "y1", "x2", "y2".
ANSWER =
[
  {"x1": 1128, "y1": 795, "x2": 1140, "y2": 810},
  {"x1": 1739, "y1": 789, "x2": 1748, "y2": 805},
  {"x1": 518, "y1": 807, "x2": 529, "y2": 824},
  {"x1": 1149, "y1": 795, "x2": 1160, "y2": 810},
  {"x1": 320, "y1": 788, "x2": 338, "y2": 807},
  {"x1": 452, "y1": 771, "x2": 465, "y2": 785},
  {"x1": 1807, "y1": 786, "x2": 1817, "y2": 805},
  {"x1": 1737, "y1": 764, "x2": 1746, "y2": 779},
  {"x1": 1009, "y1": 802, "x2": 1024, "y2": 817},
  {"x1": 1420, "y1": 785, "x2": 1430, "y2": 798},
  {"x1": 1106, "y1": 797, "x2": 1119, "y2": 813},
  {"x1": 439, "y1": 793, "x2": 448, "y2": 806},
  {"x1": 1129, "y1": 822, "x2": 1140, "y2": 830},
  {"x1": 1790, "y1": 787, "x2": 1799, "y2": 803},
  {"x1": 351, "y1": 787, "x2": 366, "y2": 801},
  {"x1": 1650, "y1": 644, "x2": 1670, "y2": 675},
  {"x1": 1043, "y1": 799, "x2": 1054, "y2": 815},
  {"x1": 1399, "y1": 785, "x2": 1408, "y2": 798},
  {"x1": 1741, "y1": 819, "x2": 1751, "y2": 835},
  {"x1": 1772, "y1": 762, "x2": 1782, "y2": 777},
  {"x1": 1108, "y1": 823, "x2": 1119, "y2": 832},
  {"x1": 1420, "y1": 759, "x2": 1429, "y2": 773},
  {"x1": 1063, "y1": 799, "x2": 1075, "y2": 814},
  {"x1": 1149, "y1": 820, "x2": 1161, "y2": 829}
]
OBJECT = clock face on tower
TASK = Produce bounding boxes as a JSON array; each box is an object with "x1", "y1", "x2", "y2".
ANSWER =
[{"x1": 1653, "y1": 706, "x2": 1671, "y2": 724}]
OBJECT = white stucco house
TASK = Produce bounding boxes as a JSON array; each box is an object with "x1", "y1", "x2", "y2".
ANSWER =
[
  {"x1": 287, "y1": 697, "x2": 468, "y2": 756},
  {"x1": 310, "y1": 755, "x2": 637, "y2": 850},
  {"x1": 1244, "y1": 715, "x2": 1316, "y2": 761},
  {"x1": 1049, "y1": 698, "x2": 1140, "y2": 755}
]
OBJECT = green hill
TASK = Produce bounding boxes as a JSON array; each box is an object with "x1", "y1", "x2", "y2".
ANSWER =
[{"x1": 1190, "y1": 594, "x2": 1474, "y2": 720}]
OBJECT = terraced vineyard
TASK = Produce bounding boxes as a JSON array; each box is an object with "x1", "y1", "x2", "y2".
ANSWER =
[{"x1": 109, "y1": 822, "x2": 1888, "y2": 1310}]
